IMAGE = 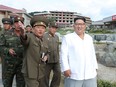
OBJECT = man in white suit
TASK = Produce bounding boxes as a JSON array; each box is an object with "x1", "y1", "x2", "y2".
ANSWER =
[{"x1": 60, "y1": 16, "x2": 98, "y2": 87}]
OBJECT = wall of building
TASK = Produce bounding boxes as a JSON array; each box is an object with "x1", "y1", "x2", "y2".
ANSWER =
[
  {"x1": 22, "y1": 14, "x2": 32, "y2": 26},
  {"x1": 0, "y1": 13, "x2": 5, "y2": 27},
  {"x1": 35, "y1": 11, "x2": 92, "y2": 28}
]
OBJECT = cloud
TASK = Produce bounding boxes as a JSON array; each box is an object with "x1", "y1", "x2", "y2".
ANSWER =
[
  {"x1": 67, "y1": 0, "x2": 116, "y2": 21},
  {"x1": 0, "y1": 0, "x2": 116, "y2": 21}
]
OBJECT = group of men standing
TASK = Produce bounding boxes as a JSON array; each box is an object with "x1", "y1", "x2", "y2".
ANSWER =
[
  {"x1": 0, "y1": 15, "x2": 98, "y2": 87},
  {"x1": 0, "y1": 15, "x2": 61, "y2": 87},
  {"x1": 0, "y1": 16, "x2": 25, "y2": 87}
]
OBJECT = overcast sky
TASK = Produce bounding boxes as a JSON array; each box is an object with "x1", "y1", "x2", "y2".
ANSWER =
[{"x1": 0, "y1": 0, "x2": 116, "y2": 21}]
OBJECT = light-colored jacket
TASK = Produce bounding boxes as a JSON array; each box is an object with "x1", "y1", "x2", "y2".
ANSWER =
[{"x1": 60, "y1": 32, "x2": 98, "y2": 80}]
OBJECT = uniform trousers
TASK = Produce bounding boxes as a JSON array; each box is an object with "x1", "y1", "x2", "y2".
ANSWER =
[
  {"x1": 24, "y1": 75, "x2": 46, "y2": 87},
  {"x1": 45, "y1": 63, "x2": 61, "y2": 87},
  {"x1": 2, "y1": 58, "x2": 25, "y2": 87},
  {"x1": 64, "y1": 77, "x2": 97, "y2": 87}
]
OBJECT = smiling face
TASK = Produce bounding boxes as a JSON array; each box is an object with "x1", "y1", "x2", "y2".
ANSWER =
[{"x1": 73, "y1": 19, "x2": 86, "y2": 35}]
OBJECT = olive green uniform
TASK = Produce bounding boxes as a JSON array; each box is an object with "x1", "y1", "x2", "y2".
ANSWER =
[
  {"x1": 0, "y1": 29, "x2": 25, "y2": 87},
  {"x1": 44, "y1": 32, "x2": 61, "y2": 87},
  {"x1": 20, "y1": 33, "x2": 49, "y2": 87}
]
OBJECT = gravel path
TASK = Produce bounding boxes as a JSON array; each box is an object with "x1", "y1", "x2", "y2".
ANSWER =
[{"x1": 0, "y1": 64, "x2": 115, "y2": 87}]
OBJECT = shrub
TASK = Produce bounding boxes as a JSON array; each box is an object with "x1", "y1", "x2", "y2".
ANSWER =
[
  {"x1": 89, "y1": 29, "x2": 115, "y2": 34},
  {"x1": 97, "y1": 79, "x2": 116, "y2": 87}
]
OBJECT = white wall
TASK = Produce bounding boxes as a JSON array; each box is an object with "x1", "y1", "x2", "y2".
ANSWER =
[
  {"x1": 0, "y1": 14, "x2": 5, "y2": 27},
  {"x1": 22, "y1": 14, "x2": 31, "y2": 27}
]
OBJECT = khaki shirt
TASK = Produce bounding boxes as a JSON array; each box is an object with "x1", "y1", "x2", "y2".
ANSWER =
[{"x1": 44, "y1": 32, "x2": 59, "y2": 63}]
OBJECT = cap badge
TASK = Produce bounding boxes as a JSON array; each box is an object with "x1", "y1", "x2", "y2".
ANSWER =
[
  {"x1": 40, "y1": 22, "x2": 44, "y2": 25},
  {"x1": 18, "y1": 17, "x2": 20, "y2": 20}
]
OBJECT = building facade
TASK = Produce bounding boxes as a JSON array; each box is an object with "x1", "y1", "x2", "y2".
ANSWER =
[
  {"x1": 34, "y1": 11, "x2": 92, "y2": 28},
  {"x1": 0, "y1": 5, "x2": 32, "y2": 28},
  {"x1": 92, "y1": 15, "x2": 116, "y2": 29}
]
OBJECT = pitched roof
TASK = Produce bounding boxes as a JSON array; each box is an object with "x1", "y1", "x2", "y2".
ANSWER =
[{"x1": 0, "y1": 4, "x2": 25, "y2": 13}]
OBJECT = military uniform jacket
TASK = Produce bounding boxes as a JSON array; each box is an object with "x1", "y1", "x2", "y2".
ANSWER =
[
  {"x1": 44, "y1": 32, "x2": 59, "y2": 63},
  {"x1": 20, "y1": 33, "x2": 49, "y2": 79},
  {"x1": 0, "y1": 29, "x2": 24, "y2": 60}
]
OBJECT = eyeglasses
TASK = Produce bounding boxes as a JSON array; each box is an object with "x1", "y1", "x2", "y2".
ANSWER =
[{"x1": 74, "y1": 23, "x2": 86, "y2": 26}]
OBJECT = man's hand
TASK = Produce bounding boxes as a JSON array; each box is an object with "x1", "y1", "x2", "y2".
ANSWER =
[
  {"x1": 9, "y1": 48, "x2": 16, "y2": 56},
  {"x1": 18, "y1": 21, "x2": 25, "y2": 36},
  {"x1": 64, "y1": 69, "x2": 71, "y2": 77},
  {"x1": 41, "y1": 56, "x2": 48, "y2": 62}
]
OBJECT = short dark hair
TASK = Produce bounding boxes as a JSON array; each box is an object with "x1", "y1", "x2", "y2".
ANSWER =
[{"x1": 74, "y1": 16, "x2": 86, "y2": 23}]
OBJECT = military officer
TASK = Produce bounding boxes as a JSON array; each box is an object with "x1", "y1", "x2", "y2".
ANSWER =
[
  {"x1": 0, "y1": 18, "x2": 12, "y2": 36},
  {"x1": 0, "y1": 16, "x2": 25, "y2": 87},
  {"x1": 20, "y1": 16, "x2": 49, "y2": 87},
  {"x1": 2, "y1": 18, "x2": 13, "y2": 30},
  {"x1": 0, "y1": 18, "x2": 13, "y2": 55},
  {"x1": 44, "y1": 22, "x2": 61, "y2": 87},
  {"x1": 25, "y1": 25, "x2": 32, "y2": 33},
  {"x1": 0, "y1": 17, "x2": 13, "y2": 87},
  {"x1": 0, "y1": 18, "x2": 13, "y2": 85}
]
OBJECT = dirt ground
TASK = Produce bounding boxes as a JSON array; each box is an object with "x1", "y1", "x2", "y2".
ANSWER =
[{"x1": 60, "y1": 75, "x2": 64, "y2": 87}]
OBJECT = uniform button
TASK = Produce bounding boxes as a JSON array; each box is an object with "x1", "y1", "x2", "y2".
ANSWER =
[{"x1": 39, "y1": 64, "x2": 40, "y2": 66}]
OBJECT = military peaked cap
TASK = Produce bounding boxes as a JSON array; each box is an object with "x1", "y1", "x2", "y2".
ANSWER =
[
  {"x1": 2, "y1": 18, "x2": 13, "y2": 25},
  {"x1": 49, "y1": 22, "x2": 58, "y2": 28},
  {"x1": 13, "y1": 16, "x2": 25, "y2": 23},
  {"x1": 30, "y1": 16, "x2": 48, "y2": 28}
]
